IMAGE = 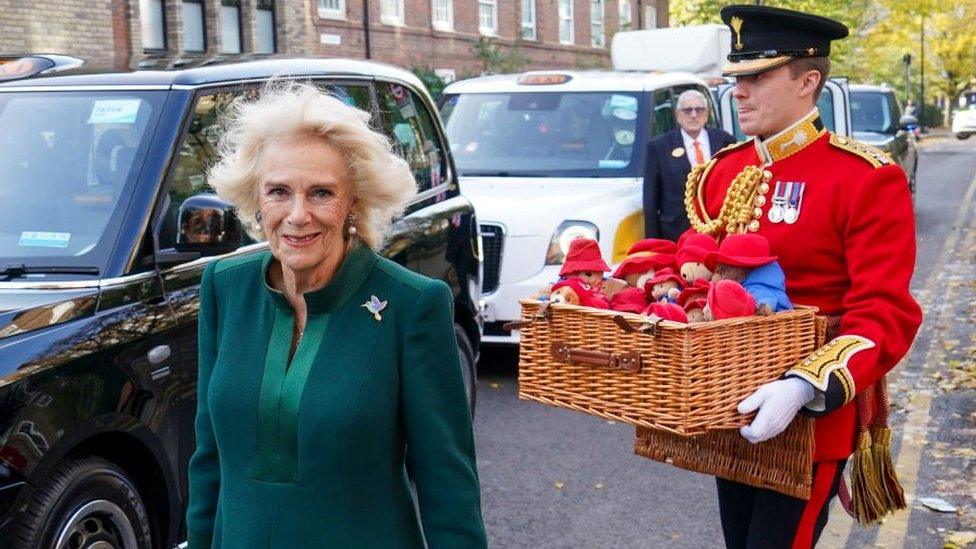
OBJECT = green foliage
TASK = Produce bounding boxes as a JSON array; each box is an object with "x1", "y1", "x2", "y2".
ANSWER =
[
  {"x1": 473, "y1": 37, "x2": 529, "y2": 75},
  {"x1": 412, "y1": 68, "x2": 447, "y2": 102}
]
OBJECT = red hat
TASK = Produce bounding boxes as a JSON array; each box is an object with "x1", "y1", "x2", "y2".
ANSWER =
[
  {"x1": 683, "y1": 297, "x2": 707, "y2": 313},
  {"x1": 706, "y1": 279, "x2": 756, "y2": 320},
  {"x1": 676, "y1": 229, "x2": 698, "y2": 249},
  {"x1": 609, "y1": 287, "x2": 648, "y2": 314},
  {"x1": 612, "y1": 238, "x2": 677, "y2": 278},
  {"x1": 559, "y1": 238, "x2": 610, "y2": 276},
  {"x1": 704, "y1": 234, "x2": 777, "y2": 270},
  {"x1": 677, "y1": 280, "x2": 710, "y2": 307},
  {"x1": 551, "y1": 278, "x2": 609, "y2": 309},
  {"x1": 644, "y1": 267, "x2": 684, "y2": 289},
  {"x1": 643, "y1": 301, "x2": 689, "y2": 323},
  {"x1": 676, "y1": 234, "x2": 719, "y2": 267}
]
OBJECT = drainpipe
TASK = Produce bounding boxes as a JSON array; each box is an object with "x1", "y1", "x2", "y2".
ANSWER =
[{"x1": 363, "y1": 0, "x2": 372, "y2": 59}]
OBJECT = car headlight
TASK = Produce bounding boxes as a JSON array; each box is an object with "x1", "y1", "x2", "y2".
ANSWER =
[{"x1": 545, "y1": 221, "x2": 599, "y2": 265}]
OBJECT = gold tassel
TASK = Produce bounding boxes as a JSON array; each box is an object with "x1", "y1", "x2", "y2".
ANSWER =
[
  {"x1": 871, "y1": 425, "x2": 907, "y2": 512},
  {"x1": 850, "y1": 430, "x2": 887, "y2": 524}
]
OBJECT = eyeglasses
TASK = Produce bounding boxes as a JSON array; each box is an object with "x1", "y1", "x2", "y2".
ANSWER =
[{"x1": 678, "y1": 107, "x2": 708, "y2": 115}]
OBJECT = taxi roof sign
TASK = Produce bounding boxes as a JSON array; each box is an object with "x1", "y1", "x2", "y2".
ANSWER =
[
  {"x1": 0, "y1": 55, "x2": 82, "y2": 81},
  {"x1": 517, "y1": 73, "x2": 572, "y2": 86}
]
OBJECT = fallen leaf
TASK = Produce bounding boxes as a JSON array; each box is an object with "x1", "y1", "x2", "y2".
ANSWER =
[
  {"x1": 490, "y1": 382, "x2": 501, "y2": 389},
  {"x1": 595, "y1": 483, "x2": 604, "y2": 490},
  {"x1": 554, "y1": 481, "x2": 564, "y2": 490},
  {"x1": 919, "y1": 497, "x2": 958, "y2": 513},
  {"x1": 947, "y1": 531, "x2": 976, "y2": 546},
  {"x1": 606, "y1": 420, "x2": 617, "y2": 425}
]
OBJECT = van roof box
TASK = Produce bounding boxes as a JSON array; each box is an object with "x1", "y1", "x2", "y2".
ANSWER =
[{"x1": 611, "y1": 25, "x2": 730, "y2": 77}]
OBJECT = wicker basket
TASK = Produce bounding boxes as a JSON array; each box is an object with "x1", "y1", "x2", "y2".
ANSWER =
[{"x1": 516, "y1": 299, "x2": 819, "y2": 435}]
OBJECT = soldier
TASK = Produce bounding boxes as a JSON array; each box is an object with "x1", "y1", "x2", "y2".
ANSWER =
[{"x1": 686, "y1": 5, "x2": 923, "y2": 548}]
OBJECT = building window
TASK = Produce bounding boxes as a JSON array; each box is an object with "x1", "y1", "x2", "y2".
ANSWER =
[
  {"x1": 381, "y1": 0, "x2": 404, "y2": 26},
  {"x1": 618, "y1": 0, "x2": 632, "y2": 31},
  {"x1": 318, "y1": 0, "x2": 345, "y2": 19},
  {"x1": 643, "y1": 4, "x2": 657, "y2": 29},
  {"x1": 182, "y1": 0, "x2": 206, "y2": 52},
  {"x1": 432, "y1": 0, "x2": 453, "y2": 31},
  {"x1": 590, "y1": 0, "x2": 605, "y2": 47},
  {"x1": 256, "y1": 0, "x2": 276, "y2": 53},
  {"x1": 558, "y1": 0, "x2": 574, "y2": 44},
  {"x1": 140, "y1": 0, "x2": 166, "y2": 50},
  {"x1": 478, "y1": 0, "x2": 497, "y2": 36},
  {"x1": 220, "y1": 0, "x2": 242, "y2": 53},
  {"x1": 521, "y1": 0, "x2": 536, "y2": 40}
]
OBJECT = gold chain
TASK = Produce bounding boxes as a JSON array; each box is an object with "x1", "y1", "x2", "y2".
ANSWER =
[{"x1": 684, "y1": 162, "x2": 770, "y2": 235}]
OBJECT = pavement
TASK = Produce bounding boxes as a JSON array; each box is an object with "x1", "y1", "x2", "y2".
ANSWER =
[{"x1": 472, "y1": 134, "x2": 976, "y2": 548}]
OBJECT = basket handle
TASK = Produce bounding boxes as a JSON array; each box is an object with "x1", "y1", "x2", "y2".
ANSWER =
[
  {"x1": 550, "y1": 341, "x2": 642, "y2": 373},
  {"x1": 612, "y1": 315, "x2": 662, "y2": 336},
  {"x1": 502, "y1": 301, "x2": 553, "y2": 331}
]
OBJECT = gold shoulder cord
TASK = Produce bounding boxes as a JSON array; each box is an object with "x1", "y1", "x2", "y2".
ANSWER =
[{"x1": 684, "y1": 161, "x2": 772, "y2": 236}]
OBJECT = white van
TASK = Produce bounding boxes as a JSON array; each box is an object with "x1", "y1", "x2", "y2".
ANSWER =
[{"x1": 440, "y1": 70, "x2": 718, "y2": 343}]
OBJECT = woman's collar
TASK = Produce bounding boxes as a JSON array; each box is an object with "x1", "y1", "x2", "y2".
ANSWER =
[{"x1": 262, "y1": 242, "x2": 377, "y2": 314}]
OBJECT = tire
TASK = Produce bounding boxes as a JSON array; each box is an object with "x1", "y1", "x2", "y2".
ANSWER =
[
  {"x1": 454, "y1": 325, "x2": 477, "y2": 418},
  {"x1": 15, "y1": 456, "x2": 152, "y2": 549},
  {"x1": 956, "y1": 133, "x2": 972, "y2": 140}
]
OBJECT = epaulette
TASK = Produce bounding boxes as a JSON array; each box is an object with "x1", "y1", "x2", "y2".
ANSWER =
[{"x1": 828, "y1": 134, "x2": 892, "y2": 168}]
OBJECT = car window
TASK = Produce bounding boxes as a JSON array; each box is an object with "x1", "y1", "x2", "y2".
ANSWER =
[
  {"x1": 377, "y1": 82, "x2": 446, "y2": 194},
  {"x1": 158, "y1": 83, "x2": 373, "y2": 250},
  {"x1": 729, "y1": 87, "x2": 835, "y2": 139},
  {"x1": 851, "y1": 91, "x2": 894, "y2": 134},
  {"x1": 651, "y1": 88, "x2": 675, "y2": 135},
  {"x1": 672, "y1": 85, "x2": 719, "y2": 128},
  {"x1": 0, "y1": 90, "x2": 164, "y2": 271}
]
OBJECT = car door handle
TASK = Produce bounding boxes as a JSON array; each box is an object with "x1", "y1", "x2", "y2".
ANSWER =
[{"x1": 147, "y1": 345, "x2": 171, "y2": 365}]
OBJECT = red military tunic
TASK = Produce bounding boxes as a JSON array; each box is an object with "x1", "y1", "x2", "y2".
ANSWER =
[{"x1": 692, "y1": 109, "x2": 923, "y2": 461}]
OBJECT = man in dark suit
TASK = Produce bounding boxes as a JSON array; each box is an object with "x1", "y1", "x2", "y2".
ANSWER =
[{"x1": 643, "y1": 90, "x2": 736, "y2": 241}]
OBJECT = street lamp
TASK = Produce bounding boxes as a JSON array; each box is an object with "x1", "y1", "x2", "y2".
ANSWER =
[{"x1": 919, "y1": 14, "x2": 925, "y2": 133}]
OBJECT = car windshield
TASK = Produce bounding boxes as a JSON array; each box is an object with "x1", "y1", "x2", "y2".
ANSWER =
[
  {"x1": 0, "y1": 90, "x2": 164, "y2": 275},
  {"x1": 851, "y1": 91, "x2": 895, "y2": 134},
  {"x1": 441, "y1": 91, "x2": 643, "y2": 178},
  {"x1": 729, "y1": 87, "x2": 836, "y2": 139}
]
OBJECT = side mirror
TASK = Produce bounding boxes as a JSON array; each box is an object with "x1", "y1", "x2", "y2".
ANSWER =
[
  {"x1": 899, "y1": 115, "x2": 918, "y2": 131},
  {"x1": 175, "y1": 193, "x2": 242, "y2": 255}
]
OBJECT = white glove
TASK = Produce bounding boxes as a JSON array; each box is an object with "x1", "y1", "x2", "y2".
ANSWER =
[{"x1": 738, "y1": 377, "x2": 816, "y2": 444}]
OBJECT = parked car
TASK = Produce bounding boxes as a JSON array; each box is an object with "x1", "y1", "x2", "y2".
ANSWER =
[
  {"x1": 0, "y1": 55, "x2": 481, "y2": 549},
  {"x1": 440, "y1": 69, "x2": 719, "y2": 344},
  {"x1": 953, "y1": 102, "x2": 976, "y2": 140},
  {"x1": 849, "y1": 84, "x2": 918, "y2": 196},
  {"x1": 713, "y1": 77, "x2": 853, "y2": 139}
]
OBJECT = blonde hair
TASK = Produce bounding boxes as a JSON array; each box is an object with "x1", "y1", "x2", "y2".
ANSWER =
[{"x1": 208, "y1": 81, "x2": 417, "y2": 250}]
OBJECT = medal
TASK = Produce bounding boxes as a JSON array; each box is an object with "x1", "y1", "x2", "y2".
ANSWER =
[
  {"x1": 784, "y1": 182, "x2": 805, "y2": 224},
  {"x1": 767, "y1": 181, "x2": 786, "y2": 223}
]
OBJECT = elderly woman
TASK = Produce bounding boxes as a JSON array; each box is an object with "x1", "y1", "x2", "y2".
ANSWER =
[{"x1": 185, "y1": 83, "x2": 487, "y2": 548}]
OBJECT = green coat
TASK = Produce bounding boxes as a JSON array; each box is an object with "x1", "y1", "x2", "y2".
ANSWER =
[{"x1": 185, "y1": 245, "x2": 486, "y2": 548}]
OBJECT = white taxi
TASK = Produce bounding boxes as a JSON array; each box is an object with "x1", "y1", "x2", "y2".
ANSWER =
[{"x1": 440, "y1": 70, "x2": 717, "y2": 343}]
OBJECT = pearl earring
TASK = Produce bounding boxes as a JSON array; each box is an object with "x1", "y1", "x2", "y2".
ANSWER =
[{"x1": 347, "y1": 212, "x2": 357, "y2": 235}]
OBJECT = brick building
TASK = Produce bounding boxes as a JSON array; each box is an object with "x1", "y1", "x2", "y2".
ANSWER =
[{"x1": 0, "y1": 0, "x2": 669, "y2": 78}]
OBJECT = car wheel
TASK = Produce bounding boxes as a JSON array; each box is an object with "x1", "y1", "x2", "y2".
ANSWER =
[
  {"x1": 956, "y1": 133, "x2": 972, "y2": 140},
  {"x1": 455, "y1": 325, "x2": 477, "y2": 418},
  {"x1": 15, "y1": 456, "x2": 152, "y2": 549}
]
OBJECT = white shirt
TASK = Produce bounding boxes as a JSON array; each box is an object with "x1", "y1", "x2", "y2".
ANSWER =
[{"x1": 680, "y1": 128, "x2": 712, "y2": 167}]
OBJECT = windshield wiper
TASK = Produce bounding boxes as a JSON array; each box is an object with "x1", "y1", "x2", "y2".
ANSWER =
[{"x1": 0, "y1": 264, "x2": 100, "y2": 281}]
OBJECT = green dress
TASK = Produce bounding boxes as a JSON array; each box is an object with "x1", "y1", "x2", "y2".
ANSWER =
[{"x1": 185, "y1": 244, "x2": 486, "y2": 548}]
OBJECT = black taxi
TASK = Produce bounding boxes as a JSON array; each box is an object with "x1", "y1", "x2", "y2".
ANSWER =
[{"x1": 0, "y1": 55, "x2": 481, "y2": 549}]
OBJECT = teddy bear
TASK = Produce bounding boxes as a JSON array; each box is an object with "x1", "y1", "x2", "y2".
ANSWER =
[
  {"x1": 677, "y1": 280, "x2": 710, "y2": 322},
  {"x1": 642, "y1": 301, "x2": 688, "y2": 323},
  {"x1": 558, "y1": 237, "x2": 610, "y2": 288},
  {"x1": 704, "y1": 233, "x2": 793, "y2": 315},
  {"x1": 676, "y1": 233, "x2": 719, "y2": 286},
  {"x1": 549, "y1": 278, "x2": 609, "y2": 309},
  {"x1": 702, "y1": 279, "x2": 757, "y2": 321},
  {"x1": 608, "y1": 286, "x2": 649, "y2": 314},
  {"x1": 643, "y1": 267, "x2": 684, "y2": 303},
  {"x1": 609, "y1": 238, "x2": 677, "y2": 289}
]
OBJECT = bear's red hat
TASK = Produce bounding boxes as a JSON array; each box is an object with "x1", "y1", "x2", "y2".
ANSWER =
[
  {"x1": 676, "y1": 234, "x2": 719, "y2": 267},
  {"x1": 683, "y1": 297, "x2": 707, "y2": 313},
  {"x1": 612, "y1": 238, "x2": 677, "y2": 278},
  {"x1": 677, "y1": 280, "x2": 710, "y2": 307},
  {"x1": 704, "y1": 233, "x2": 777, "y2": 270},
  {"x1": 644, "y1": 267, "x2": 684, "y2": 288},
  {"x1": 608, "y1": 287, "x2": 648, "y2": 314},
  {"x1": 643, "y1": 301, "x2": 688, "y2": 323},
  {"x1": 551, "y1": 278, "x2": 609, "y2": 309},
  {"x1": 706, "y1": 279, "x2": 756, "y2": 320},
  {"x1": 559, "y1": 238, "x2": 610, "y2": 276}
]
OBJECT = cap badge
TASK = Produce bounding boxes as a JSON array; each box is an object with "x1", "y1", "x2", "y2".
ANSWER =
[
  {"x1": 730, "y1": 16, "x2": 745, "y2": 51},
  {"x1": 672, "y1": 147, "x2": 685, "y2": 158}
]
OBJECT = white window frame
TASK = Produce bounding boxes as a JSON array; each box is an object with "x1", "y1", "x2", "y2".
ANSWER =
[
  {"x1": 317, "y1": 0, "x2": 346, "y2": 20},
  {"x1": 618, "y1": 0, "x2": 632, "y2": 31},
  {"x1": 381, "y1": 0, "x2": 405, "y2": 26},
  {"x1": 590, "y1": 0, "x2": 605, "y2": 47},
  {"x1": 182, "y1": 0, "x2": 206, "y2": 53},
  {"x1": 432, "y1": 0, "x2": 453, "y2": 31},
  {"x1": 478, "y1": 0, "x2": 498, "y2": 36},
  {"x1": 140, "y1": 0, "x2": 166, "y2": 51},
  {"x1": 521, "y1": 0, "x2": 536, "y2": 40},
  {"x1": 559, "y1": 0, "x2": 574, "y2": 45}
]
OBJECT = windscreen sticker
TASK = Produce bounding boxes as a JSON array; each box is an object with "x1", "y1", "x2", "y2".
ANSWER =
[
  {"x1": 88, "y1": 99, "x2": 141, "y2": 124},
  {"x1": 598, "y1": 160, "x2": 627, "y2": 168},
  {"x1": 614, "y1": 130, "x2": 635, "y2": 145},
  {"x1": 612, "y1": 107, "x2": 637, "y2": 120},
  {"x1": 19, "y1": 231, "x2": 71, "y2": 248},
  {"x1": 609, "y1": 95, "x2": 638, "y2": 111}
]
